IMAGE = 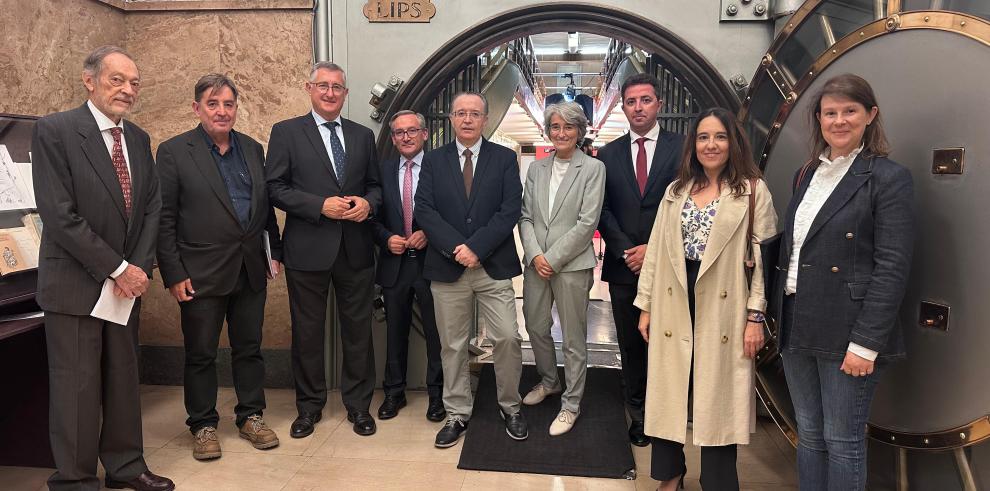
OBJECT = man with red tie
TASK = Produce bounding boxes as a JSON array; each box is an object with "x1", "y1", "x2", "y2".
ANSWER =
[
  {"x1": 32, "y1": 45, "x2": 174, "y2": 490},
  {"x1": 596, "y1": 73, "x2": 685, "y2": 447},
  {"x1": 370, "y1": 110, "x2": 445, "y2": 422}
]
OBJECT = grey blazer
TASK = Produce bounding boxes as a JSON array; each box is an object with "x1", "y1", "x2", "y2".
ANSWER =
[{"x1": 519, "y1": 151, "x2": 606, "y2": 272}]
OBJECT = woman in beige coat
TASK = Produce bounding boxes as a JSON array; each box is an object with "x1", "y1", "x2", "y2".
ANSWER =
[{"x1": 634, "y1": 108, "x2": 778, "y2": 490}]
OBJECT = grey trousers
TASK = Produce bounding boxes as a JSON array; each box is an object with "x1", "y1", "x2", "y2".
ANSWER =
[
  {"x1": 431, "y1": 267, "x2": 522, "y2": 420},
  {"x1": 522, "y1": 267, "x2": 592, "y2": 413}
]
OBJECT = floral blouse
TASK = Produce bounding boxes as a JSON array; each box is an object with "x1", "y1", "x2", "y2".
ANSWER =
[{"x1": 681, "y1": 197, "x2": 720, "y2": 261}]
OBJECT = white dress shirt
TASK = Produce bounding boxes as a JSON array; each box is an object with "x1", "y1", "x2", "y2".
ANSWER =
[
  {"x1": 785, "y1": 145, "x2": 877, "y2": 361},
  {"x1": 455, "y1": 138, "x2": 483, "y2": 171},
  {"x1": 87, "y1": 100, "x2": 131, "y2": 279},
  {"x1": 397, "y1": 150, "x2": 424, "y2": 213},
  {"x1": 628, "y1": 123, "x2": 661, "y2": 177},
  {"x1": 311, "y1": 110, "x2": 346, "y2": 167},
  {"x1": 548, "y1": 156, "x2": 571, "y2": 212}
]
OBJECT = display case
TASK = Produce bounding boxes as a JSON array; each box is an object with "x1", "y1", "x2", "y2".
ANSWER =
[{"x1": 0, "y1": 112, "x2": 53, "y2": 468}]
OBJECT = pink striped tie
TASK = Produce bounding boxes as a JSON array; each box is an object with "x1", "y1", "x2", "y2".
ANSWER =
[{"x1": 402, "y1": 160, "x2": 414, "y2": 237}]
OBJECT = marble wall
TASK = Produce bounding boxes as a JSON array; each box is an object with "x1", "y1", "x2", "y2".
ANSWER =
[
  {"x1": 0, "y1": 0, "x2": 313, "y2": 349},
  {"x1": 0, "y1": 0, "x2": 125, "y2": 115}
]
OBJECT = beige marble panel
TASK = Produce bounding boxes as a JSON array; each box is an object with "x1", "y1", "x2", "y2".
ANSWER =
[
  {"x1": 124, "y1": 9, "x2": 311, "y2": 349},
  {"x1": 0, "y1": 0, "x2": 125, "y2": 116}
]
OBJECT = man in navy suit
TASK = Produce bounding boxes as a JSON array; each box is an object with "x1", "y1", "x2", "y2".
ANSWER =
[
  {"x1": 415, "y1": 92, "x2": 526, "y2": 448},
  {"x1": 371, "y1": 110, "x2": 445, "y2": 422},
  {"x1": 596, "y1": 73, "x2": 685, "y2": 446},
  {"x1": 266, "y1": 62, "x2": 382, "y2": 438}
]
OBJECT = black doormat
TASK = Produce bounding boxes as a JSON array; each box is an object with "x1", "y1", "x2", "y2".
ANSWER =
[{"x1": 457, "y1": 364, "x2": 636, "y2": 479}]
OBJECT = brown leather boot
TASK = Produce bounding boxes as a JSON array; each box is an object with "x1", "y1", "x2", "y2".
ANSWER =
[
  {"x1": 193, "y1": 426, "x2": 221, "y2": 460},
  {"x1": 239, "y1": 414, "x2": 280, "y2": 449}
]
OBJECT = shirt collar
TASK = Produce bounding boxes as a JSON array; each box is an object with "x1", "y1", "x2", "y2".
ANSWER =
[
  {"x1": 819, "y1": 144, "x2": 864, "y2": 167},
  {"x1": 455, "y1": 138, "x2": 483, "y2": 158},
  {"x1": 198, "y1": 124, "x2": 238, "y2": 154},
  {"x1": 312, "y1": 110, "x2": 342, "y2": 128},
  {"x1": 629, "y1": 123, "x2": 661, "y2": 143},
  {"x1": 87, "y1": 100, "x2": 124, "y2": 133},
  {"x1": 400, "y1": 150, "x2": 425, "y2": 167}
]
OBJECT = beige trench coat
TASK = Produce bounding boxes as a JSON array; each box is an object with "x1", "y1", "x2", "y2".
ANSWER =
[{"x1": 634, "y1": 179, "x2": 778, "y2": 446}]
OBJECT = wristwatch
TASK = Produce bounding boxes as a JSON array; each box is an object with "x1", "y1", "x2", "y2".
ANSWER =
[{"x1": 747, "y1": 310, "x2": 766, "y2": 323}]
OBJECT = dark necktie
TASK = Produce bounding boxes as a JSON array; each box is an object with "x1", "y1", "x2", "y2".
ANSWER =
[
  {"x1": 323, "y1": 121, "x2": 347, "y2": 183},
  {"x1": 403, "y1": 160, "x2": 414, "y2": 237},
  {"x1": 109, "y1": 127, "x2": 132, "y2": 215},
  {"x1": 462, "y1": 148, "x2": 474, "y2": 198},
  {"x1": 635, "y1": 136, "x2": 648, "y2": 196}
]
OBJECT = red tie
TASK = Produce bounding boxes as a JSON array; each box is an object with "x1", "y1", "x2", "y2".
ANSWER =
[
  {"x1": 402, "y1": 160, "x2": 414, "y2": 237},
  {"x1": 635, "y1": 136, "x2": 648, "y2": 196},
  {"x1": 109, "y1": 127, "x2": 132, "y2": 215}
]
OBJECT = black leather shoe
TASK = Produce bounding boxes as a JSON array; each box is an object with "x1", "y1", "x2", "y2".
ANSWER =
[
  {"x1": 434, "y1": 417, "x2": 468, "y2": 448},
  {"x1": 426, "y1": 398, "x2": 446, "y2": 422},
  {"x1": 377, "y1": 394, "x2": 407, "y2": 420},
  {"x1": 347, "y1": 410, "x2": 377, "y2": 436},
  {"x1": 629, "y1": 420, "x2": 649, "y2": 447},
  {"x1": 105, "y1": 471, "x2": 175, "y2": 491},
  {"x1": 290, "y1": 411, "x2": 322, "y2": 439},
  {"x1": 500, "y1": 409, "x2": 528, "y2": 441}
]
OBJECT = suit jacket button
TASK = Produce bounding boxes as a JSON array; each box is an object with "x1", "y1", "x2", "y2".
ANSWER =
[
  {"x1": 720, "y1": 291, "x2": 728, "y2": 299},
  {"x1": 667, "y1": 287, "x2": 673, "y2": 295},
  {"x1": 467, "y1": 218, "x2": 473, "y2": 224},
  {"x1": 845, "y1": 232, "x2": 854, "y2": 239},
  {"x1": 831, "y1": 266, "x2": 839, "y2": 273},
  {"x1": 664, "y1": 331, "x2": 672, "y2": 338},
  {"x1": 721, "y1": 335, "x2": 729, "y2": 344}
]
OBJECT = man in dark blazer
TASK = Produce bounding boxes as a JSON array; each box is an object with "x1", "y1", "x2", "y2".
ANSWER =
[
  {"x1": 266, "y1": 62, "x2": 382, "y2": 438},
  {"x1": 415, "y1": 92, "x2": 527, "y2": 448},
  {"x1": 31, "y1": 46, "x2": 174, "y2": 491},
  {"x1": 156, "y1": 74, "x2": 283, "y2": 461},
  {"x1": 371, "y1": 110, "x2": 445, "y2": 422},
  {"x1": 596, "y1": 73, "x2": 685, "y2": 446}
]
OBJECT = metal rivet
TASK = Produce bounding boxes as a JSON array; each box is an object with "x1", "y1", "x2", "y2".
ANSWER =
[
  {"x1": 773, "y1": 123, "x2": 781, "y2": 129},
  {"x1": 891, "y1": 436, "x2": 896, "y2": 441},
  {"x1": 788, "y1": 23, "x2": 793, "y2": 28},
  {"x1": 924, "y1": 438, "x2": 930, "y2": 444},
  {"x1": 809, "y1": 71, "x2": 814, "y2": 75},
  {"x1": 726, "y1": 4, "x2": 738, "y2": 16},
  {"x1": 832, "y1": 49, "x2": 837, "y2": 54},
  {"x1": 961, "y1": 432, "x2": 967, "y2": 439},
  {"x1": 961, "y1": 21, "x2": 967, "y2": 27},
  {"x1": 924, "y1": 16, "x2": 930, "y2": 22},
  {"x1": 860, "y1": 31, "x2": 865, "y2": 37}
]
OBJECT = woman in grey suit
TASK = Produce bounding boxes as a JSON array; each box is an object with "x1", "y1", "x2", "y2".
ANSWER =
[
  {"x1": 774, "y1": 74, "x2": 914, "y2": 490},
  {"x1": 518, "y1": 102, "x2": 606, "y2": 435}
]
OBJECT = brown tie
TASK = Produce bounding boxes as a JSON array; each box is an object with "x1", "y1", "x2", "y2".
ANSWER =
[
  {"x1": 109, "y1": 127, "x2": 132, "y2": 215},
  {"x1": 462, "y1": 148, "x2": 474, "y2": 198}
]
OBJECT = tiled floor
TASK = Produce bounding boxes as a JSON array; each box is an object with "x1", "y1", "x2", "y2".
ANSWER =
[{"x1": 0, "y1": 386, "x2": 798, "y2": 490}]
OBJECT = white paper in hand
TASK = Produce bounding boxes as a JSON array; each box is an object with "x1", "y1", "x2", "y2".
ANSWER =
[{"x1": 90, "y1": 279, "x2": 135, "y2": 325}]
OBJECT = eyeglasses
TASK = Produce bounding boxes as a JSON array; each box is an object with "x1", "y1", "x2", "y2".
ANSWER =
[
  {"x1": 549, "y1": 124, "x2": 578, "y2": 134},
  {"x1": 392, "y1": 128, "x2": 424, "y2": 138},
  {"x1": 451, "y1": 110, "x2": 485, "y2": 120},
  {"x1": 109, "y1": 75, "x2": 141, "y2": 90},
  {"x1": 312, "y1": 83, "x2": 346, "y2": 95}
]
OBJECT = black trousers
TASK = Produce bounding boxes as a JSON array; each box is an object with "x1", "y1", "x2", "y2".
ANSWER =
[
  {"x1": 180, "y1": 266, "x2": 267, "y2": 433},
  {"x1": 609, "y1": 282, "x2": 648, "y2": 421},
  {"x1": 382, "y1": 253, "x2": 443, "y2": 399},
  {"x1": 44, "y1": 307, "x2": 148, "y2": 490},
  {"x1": 286, "y1": 244, "x2": 376, "y2": 415},
  {"x1": 650, "y1": 259, "x2": 739, "y2": 489}
]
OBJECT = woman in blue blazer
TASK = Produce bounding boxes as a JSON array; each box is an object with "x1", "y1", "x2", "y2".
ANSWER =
[{"x1": 772, "y1": 74, "x2": 914, "y2": 490}]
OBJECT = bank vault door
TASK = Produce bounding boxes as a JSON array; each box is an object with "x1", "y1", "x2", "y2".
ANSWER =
[{"x1": 743, "y1": 1, "x2": 990, "y2": 489}]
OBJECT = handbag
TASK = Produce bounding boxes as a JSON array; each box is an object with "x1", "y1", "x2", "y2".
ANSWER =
[{"x1": 745, "y1": 162, "x2": 816, "y2": 297}]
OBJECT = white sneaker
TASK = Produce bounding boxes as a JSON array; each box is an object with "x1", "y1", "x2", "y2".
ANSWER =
[
  {"x1": 522, "y1": 383, "x2": 562, "y2": 405},
  {"x1": 549, "y1": 409, "x2": 579, "y2": 436}
]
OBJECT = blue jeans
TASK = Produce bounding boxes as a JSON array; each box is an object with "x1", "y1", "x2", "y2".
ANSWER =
[{"x1": 781, "y1": 351, "x2": 883, "y2": 491}]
